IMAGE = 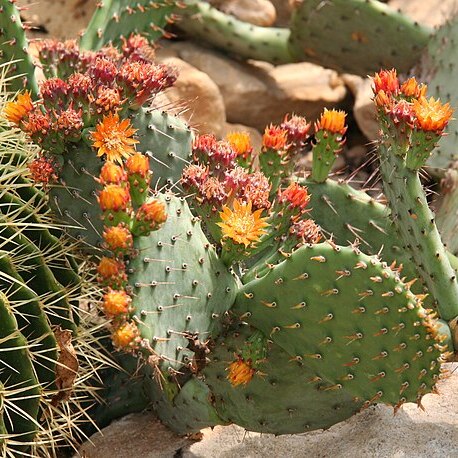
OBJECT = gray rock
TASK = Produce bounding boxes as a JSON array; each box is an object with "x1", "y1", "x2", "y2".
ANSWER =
[{"x1": 210, "y1": 0, "x2": 277, "y2": 27}]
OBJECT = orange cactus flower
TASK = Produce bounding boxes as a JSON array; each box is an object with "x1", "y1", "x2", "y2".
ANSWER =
[
  {"x1": 103, "y1": 224, "x2": 133, "y2": 252},
  {"x1": 111, "y1": 321, "x2": 139, "y2": 349},
  {"x1": 226, "y1": 131, "x2": 253, "y2": 159},
  {"x1": 103, "y1": 289, "x2": 131, "y2": 316},
  {"x1": 218, "y1": 199, "x2": 269, "y2": 247},
  {"x1": 3, "y1": 91, "x2": 33, "y2": 125},
  {"x1": 136, "y1": 199, "x2": 167, "y2": 230},
  {"x1": 97, "y1": 256, "x2": 125, "y2": 280},
  {"x1": 262, "y1": 125, "x2": 289, "y2": 150},
  {"x1": 374, "y1": 89, "x2": 393, "y2": 109},
  {"x1": 400, "y1": 77, "x2": 427, "y2": 99},
  {"x1": 413, "y1": 96, "x2": 453, "y2": 133},
  {"x1": 98, "y1": 184, "x2": 131, "y2": 212},
  {"x1": 373, "y1": 69, "x2": 399, "y2": 95},
  {"x1": 91, "y1": 113, "x2": 138, "y2": 164},
  {"x1": 99, "y1": 162, "x2": 127, "y2": 185},
  {"x1": 279, "y1": 182, "x2": 310, "y2": 210},
  {"x1": 315, "y1": 109, "x2": 347, "y2": 135},
  {"x1": 227, "y1": 357, "x2": 255, "y2": 387},
  {"x1": 126, "y1": 152, "x2": 150, "y2": 178}
]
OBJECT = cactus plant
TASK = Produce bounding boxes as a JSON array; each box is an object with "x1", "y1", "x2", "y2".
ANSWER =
[
  {"x1": 0, "y1": 79, "x2": 116, "y2": 456},
  {"x1": 176, "y1": 0, "x2": 431, "y2": 76}
]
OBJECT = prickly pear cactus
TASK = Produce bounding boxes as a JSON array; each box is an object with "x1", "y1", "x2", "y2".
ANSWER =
[{"x1": 177, "y1": 0, "x2": 431, "y2": 75}]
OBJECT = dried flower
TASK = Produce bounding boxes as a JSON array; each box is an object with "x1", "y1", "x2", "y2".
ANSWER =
[
  {"x1": 227, "y1": 357, "x2": 255, "y2": 387},
  {"x1": 28, "y1": 155, "x2": 58, "y2": 185}
]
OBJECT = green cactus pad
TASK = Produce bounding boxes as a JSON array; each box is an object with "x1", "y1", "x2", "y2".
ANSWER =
[
  {"x1": 130, "y1": 108, "x2": 193, "y2": 189},
  {"x1": 289, "y1": 0, "x2": 430, "y2": 75},
  {"x1": 0, "y1": 0, "x2": 38, "y2": 96},
  {"x1": 147, "y1": 375, "x2": 224, "y2": 434},
  {"x1": 421, "y1": 17, "x2": 458, "y2": 170},
  {"x1": 235, "y1": 243, "x2": 444, "y2": 408},
  {"x1": 129, "y1": 194, "x2": 238, "y2": 372},
  {"x1": 378, "y1": 146, "x2": 458, "y2": 321},
  {"x1": 204, "y1": 325, "x2": 362, "y2": 435},
  {"x1": 80, "y1": 0, "x2": 178, "y2": 51}
]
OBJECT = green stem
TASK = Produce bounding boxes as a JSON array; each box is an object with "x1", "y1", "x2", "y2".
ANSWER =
[
  {"x1": 378, "y1": 145, "x2": 458, "y2": 321},
  {"x1": 179, "y1": 1, "x2": 293, "y2": 64}
]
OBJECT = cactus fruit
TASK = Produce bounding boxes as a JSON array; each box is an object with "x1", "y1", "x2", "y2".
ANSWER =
[{"x1": 177, "y1": 0, "x2": 431, "y2": 76}]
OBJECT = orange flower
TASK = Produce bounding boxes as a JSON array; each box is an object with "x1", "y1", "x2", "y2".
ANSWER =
[
  {"x1": 97, "y1": 256, "x2": 125, "y2": 280},
  {"x1": 315, "y1": 109, "x2": 347, "y2": 135},
  {"x1": 3, "y1": 91, "x2": 33, "y2": 125},
  {"x1": 103, "y1": 224, "x2": 133, "y2": 252},
  {"x1": 99, "y1": 162, "x2": 127, "y2": 185},
  {"x1": 373, "y1": 69, "x2": 399, "y2": 95},
  {"x1": 226, "y1": 131, "x2": 253, "y2": 159},
  {"x1": 98, "y1": 184, "x2": 131, "y2": 212},
  {"x1": 103, "y1": 289, "x2": 131, "y2": 316},
  {"x1": 400, "y1": 77, "x2": 427, "y2": 99},
  {"x1": 218, "y1": 199, "x2": 269, "y2": 247},
  {"x1": 374, "y1": 90, "x2": 392, "y2": 109},
  {"x1": 91, "y1": 113, "x2": 138, "y2": 164},
  {"x1": 262, "y1": 125, "x2": 289, "y2": 150},
  {"x1": 135, "y1": 199, "x2": 167, "y2": 231},
  {"x1": 279, "y1": 182, "x2": 310, "y2": 210},
  {"x1": 126, "y1": 152, "x2": 150, "y2": 178},
  {"x1": 111, "y1": 321, "x2": 139, "y2": 349},
  {"x1": 413, "y1": 96, "x2": 453, "y2": 132},
  {"x1": 227, "y1": 357, "x2": 255, "y2": 387}
]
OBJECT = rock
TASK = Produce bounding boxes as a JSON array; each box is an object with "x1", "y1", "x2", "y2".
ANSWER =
[
  {"x1": 159, "y1": 42, "x2": 347, "y2": 131},
  {"x1": 221, "y1": 123, "x2": 263, "y2": 153},
  {"x1": 18, "y1": 0, "x2": 97, "y2": 40},
  {"x1": 210, "y1": 0, "x2": 277, "y2": 27},
  {"x1": 77, "y1": 363, "x2": 458, "y2": 457},
  {"x1": 353, "y1": 78, "x2": 379, "y2": 141},
  {"x1": 388, "y1": 0, "x2": 455, "y2": 28},
  {"x1": 156, "y1": 56, "x2": 226, "y2": 136}
]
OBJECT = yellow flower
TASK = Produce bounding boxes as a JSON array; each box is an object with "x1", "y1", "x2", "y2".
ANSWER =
[
  {"x1": 3, "y1": 91, "x2": 33, "y2": 125},
  {"x1": 217, "y1": 199, "x2": 269, "y2": 247},
  {"x1": 413, "y1": 96, "x2": 453, "y2": 133},
  {"x1": 91, "y1": 113, "x2": 138, "y2": 163},
  {"x1": 315, "y1": 108, "x2": 347, "y2": 135},
  {"x1": 227, "y1": 357, "x2": 255, "y2": 387},
  {"x1": 226, "y1": 131, "x2": 253, "y2": 159}
]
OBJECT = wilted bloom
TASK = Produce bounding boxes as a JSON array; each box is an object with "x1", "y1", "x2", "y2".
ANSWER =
[
  {"x1": 23, "y1": 110, "x2": 52, "y2": 138},
  {"x1": 281, "y1": 114, "x2": 311, "y2": 144},
  {"x1": 181, "y1": 164, "x2": 209, "y2": 190},
  {"x1": 388, "y1": 99, "x2": 415, "y2": 127},
  {"x1": 225, "y1": 131, "x2": 253, "y2": 159},
  {"x1": 3, "y1": 91, "x2": 33, "y2": 125},
  {"x1": 193, "y1": 133, "x2": 218, "y2": 155},
  {"x1": 99, "y1": 162, "x2": 127, "y2": 185},
  {"x1": 262, "y1": 124, "x2": 289, "y2": 150},
  {"x1": 200, "y1": 177, "x2": 227, "y2": 204},
  {"x1": 89, "y1": 57, "x2": 118, "y2": 85},
  {"x1": 227, "y1": 357, "x2": 255, "y2": 386},
  {"x1": 400, "y1": 77, "x2": 427, "y2": 99},
  {"x1": 95, "y1": 86, "x2": 122, "y2": 114},
  {"x1": 111, "y1": 321, "x2": 139, "y2": 349},
  {"x1": 103, "y1": 289, "x2": 131, "y2": 316},
  {"x1": 315, "y1": 109, "x2": 347, "y2": 135},
  {"x1": 55, "y1": 107, "x2": 83, "y2": 139},
  {"x1": 243, "y1": 171, "x2": 271, "y2": 210},
  {"x1": 413, "y1": 96, "x2": 453, "y2": 133},
  {"x1": 373, "y1": 69, "x2": 399, "y2": 95},
  {"x1": 103, "y1": 224, "x2": 133, "y2": 253},
  {"x1": 218, "y1": 200, "x2": 269, "y2": 247},
  {"x1": 91, "y1": 113, "x2": 138, "y2": 163},
  {"x1": 98, "y1": 184, "x2": 131, "y2": 212},
  {"x1": 278, "y1": 182, "x2": 310, "y2": 210},
  {"x1": 122, "y1": 34, "x2": 154, "y2": 62},
  {"x1": 28, "y1": 155, "x2": 58, "y2": 185},
  {"x1": 40, "y1": 77, "x2": 69, "y2": 106},
  {"x1": 290, "y1": 219, "x2": 322, "y2": 244}
]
